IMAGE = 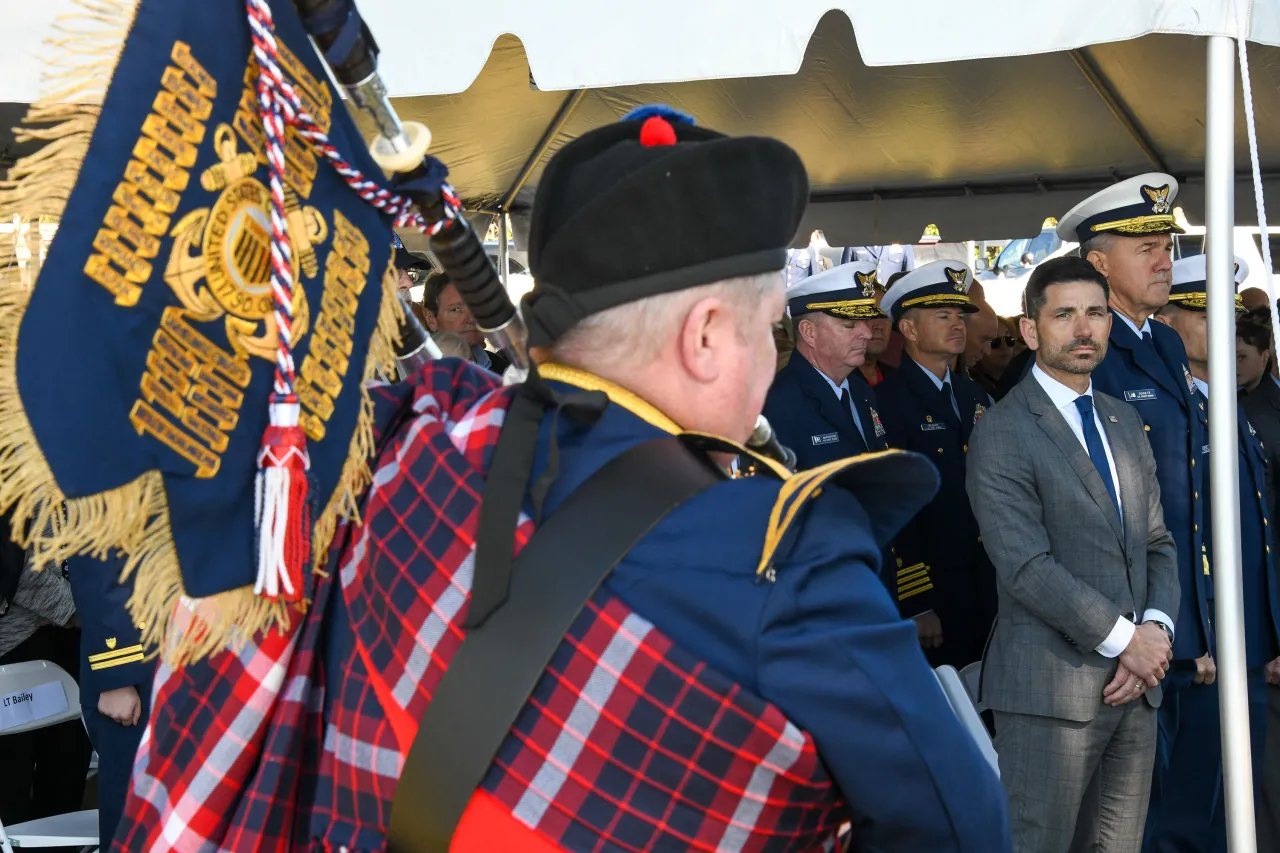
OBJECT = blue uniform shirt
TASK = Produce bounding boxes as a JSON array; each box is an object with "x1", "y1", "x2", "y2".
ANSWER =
[
  {"x1": 1092, "y1": 312, "x2": 1210, "y2": 660},
  {"x1": 764, "y1": 349, "x2": 888, "y2": 471},
  {"x1": 529, "y1": 365, "x2": 1011, "y2": 852}
]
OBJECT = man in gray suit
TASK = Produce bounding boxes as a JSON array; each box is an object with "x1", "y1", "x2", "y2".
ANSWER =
[{"x1": 968, "y1": 257, "x2": 1180, "y2": 852}]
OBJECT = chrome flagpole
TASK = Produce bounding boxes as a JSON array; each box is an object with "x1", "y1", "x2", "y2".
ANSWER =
[{"x1": 1204, "y1": 32, "x2": 1257, "y2": 853}]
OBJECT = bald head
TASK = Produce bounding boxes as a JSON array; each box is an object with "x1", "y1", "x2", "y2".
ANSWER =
[{"x1": 963, "y1": 299, "x2": 1000, "y2": 370}]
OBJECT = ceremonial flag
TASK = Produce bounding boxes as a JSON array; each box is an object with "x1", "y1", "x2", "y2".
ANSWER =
[{"x1": 0, "y1": 0, "x2": 402, "y2": 663}]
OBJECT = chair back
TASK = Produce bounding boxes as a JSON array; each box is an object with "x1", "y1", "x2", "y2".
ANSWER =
[
  {"x1": 934, "y1": 664, "x2": 1000, "y2": 777},
  {"x1": 0, "y1": 659, "x2": 81, "y2": 736},
  {"x1": 958, "y1": 660, "x2": 987, "y2": 713}
]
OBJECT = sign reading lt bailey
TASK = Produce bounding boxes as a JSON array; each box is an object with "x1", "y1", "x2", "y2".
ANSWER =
[{"x1": 0, "y1": 0, "x2": 402, "y2": 662}]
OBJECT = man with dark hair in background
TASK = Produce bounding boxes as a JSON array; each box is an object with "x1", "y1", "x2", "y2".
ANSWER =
[
  {"x1": 422, "y1": 270, "x2": 512, "y2": 375},
  {"x1": 970, "y1": 257, "x2": 1177, "y2": 852},
  {"x1": 1052, "y1": 177, "x2": 1209, "y2": 852}
]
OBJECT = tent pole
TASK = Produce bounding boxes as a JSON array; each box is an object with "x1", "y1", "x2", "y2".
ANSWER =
[
  {"x1": 1069, "y1": 48, "x2": 1168, "y2": 173},
  {"x1": 1205, "y1": 33, "x2": 1256, "y2": 853},
  {"x1": 498, "y1": 212, "x2": 510, "y2": 288}
]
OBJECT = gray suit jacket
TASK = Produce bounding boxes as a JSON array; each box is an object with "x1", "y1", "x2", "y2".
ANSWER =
[{"x1": 967, "y1": 372, "x2": 1180, "y2": 723}]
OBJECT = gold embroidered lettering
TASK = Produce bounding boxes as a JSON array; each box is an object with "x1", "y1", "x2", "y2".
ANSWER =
[
  {"x1": 85, "y1": 41, "x2": 213, "y2": 306},
  {"x1": 131, "y1": 308, "x2": 250, "y2": 478},
  {"x1": 295, "y1": 211, "x2": 368, "y2": 440}
]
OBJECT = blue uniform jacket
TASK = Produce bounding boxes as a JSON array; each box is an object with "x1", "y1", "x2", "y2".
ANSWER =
[
  {"x1": 1091, "y1": 314, "x2": 1210, "y2": 660},
  {"x1": 66, "y1": 554, "x2": 155, "y2": 703},
  {"x1": 874, "y1": 357, "x2": 996, "y2": 647},
  {"x1": 524, "y1": 369, "x2": 1011, "y2": 852},
  {"x1": 1206, "y1": 402, "x2": 1280, "y2": 667},
  {"x1": 764, "y1": 350, "x2": 888, "y2": 470}
]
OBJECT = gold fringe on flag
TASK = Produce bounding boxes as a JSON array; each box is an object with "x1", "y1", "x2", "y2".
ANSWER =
[
  {"x1": 0, "y1": 0, "x2": 142, "y2": 573},
  {"x1": 2, "y1": 0, "x2": 406, "y2": 667}
]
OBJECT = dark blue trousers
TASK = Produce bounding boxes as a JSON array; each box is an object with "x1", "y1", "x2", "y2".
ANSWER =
[
  {"x1": 83, "y1": 689, "x2": 150, "y2": 848},
  {"x1": 1143, "y1": 663, "x2": 1268, "y2": 853}
]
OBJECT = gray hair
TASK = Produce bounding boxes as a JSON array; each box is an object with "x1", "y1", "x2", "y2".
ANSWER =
[
  {"x1": 549, "y1": 272, "x2": 782, "y2": 371},
  {"x1": 1078, "y1": 232, "x2": 1116, "y2": 259}
]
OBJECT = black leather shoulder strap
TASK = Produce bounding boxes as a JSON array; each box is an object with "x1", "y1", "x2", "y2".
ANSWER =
[{"x1": 387, "y1": 435, "x2": 722, "y2": 851}]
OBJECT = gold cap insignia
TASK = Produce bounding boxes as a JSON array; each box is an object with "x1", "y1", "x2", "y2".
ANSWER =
[
  {"x1": 855, "y1": 269, "x2": 879, "y2": 298},
  {"x1": 945, "y1": 267, "x2": 968, "y2": 292},
  {"x1": 1143, "y1": 184, "x2": 1172, "y2": 215}
]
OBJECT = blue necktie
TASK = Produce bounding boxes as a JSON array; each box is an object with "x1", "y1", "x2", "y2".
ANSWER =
[
  {"x1": 1074, "y1": 394, "x2": 1120, "y2": 520},
  {"x1": 1142, "y1": 329, "x2": 1154, "y2": 348}
]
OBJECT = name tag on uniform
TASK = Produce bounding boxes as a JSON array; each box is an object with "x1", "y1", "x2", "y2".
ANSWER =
[
  {"x1": 0, "y1": 681, "x2": 68, "y2": 732},
  {"x1": 920, "y1": 422, "x2": 947, "y2": 432},
  {"x1": 1124, "y1": 389, "x2": 1158, "y2": 402},
  {"x1": 811, "y1": 432, "x2": 840, "y2": 446}
]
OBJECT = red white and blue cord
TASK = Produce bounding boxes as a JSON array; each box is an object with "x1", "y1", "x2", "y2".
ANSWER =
[{"x1": 242, "y1": 0, "x2": 461, "y2": 601}]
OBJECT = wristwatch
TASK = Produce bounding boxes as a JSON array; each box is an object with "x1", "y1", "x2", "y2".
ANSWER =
[{"x1": 1144, "y1": 620, "x2": 1174, "y2": 644}]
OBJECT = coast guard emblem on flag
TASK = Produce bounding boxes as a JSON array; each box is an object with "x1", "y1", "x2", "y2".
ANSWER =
[
  {"x1": 945, "y1": 267, "x2": 968, "y2": 292},
  {"x1": 0, "y1": 1, "x2": 403, "y2": 663}
]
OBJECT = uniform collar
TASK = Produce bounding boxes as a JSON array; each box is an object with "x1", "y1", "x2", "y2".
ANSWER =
[
  {"x1": 914, "y1": 358, "x2": 952, "y2": 391},
  {"x1": 538, "y1": 363, "x2": 680, "y2": 435},
  {"x1": 1193, "y1": 376, "x2": 1209, "y2": 399},
  {"x1": 814, "y1": 367, "x2": 851, "y2": 399},
  {"x1": 1114, "y1": 311, "x2": 1152, "y2": 338}
]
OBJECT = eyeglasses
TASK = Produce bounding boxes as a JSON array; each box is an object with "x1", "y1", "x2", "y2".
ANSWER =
[{"x1": 990, "y1": 336, "x2": 1019, "y2": 349}]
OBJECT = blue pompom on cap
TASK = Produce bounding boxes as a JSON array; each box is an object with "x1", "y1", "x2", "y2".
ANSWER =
[{"x1": 622, "y1": 104, "x2": 696, "y2": 126}]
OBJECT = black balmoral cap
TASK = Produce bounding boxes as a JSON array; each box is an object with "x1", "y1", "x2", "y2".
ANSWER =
[{"x1": 522, "y1": 105, "x2": 809, "y2": 347}]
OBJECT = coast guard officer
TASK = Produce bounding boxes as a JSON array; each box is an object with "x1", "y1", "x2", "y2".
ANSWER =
[
  {"x1": 875, "y1": 260, "x2": 996, "y2": 667},
  {"x1": 764, "y1": 260, "x2": 889, "y2": 470},
  {"x1": 67, "y1": 554, "x2": 155, "y2": 845},
  {"x1": 1148, "y1": 255, "x2": 1280, "y2": 851}
]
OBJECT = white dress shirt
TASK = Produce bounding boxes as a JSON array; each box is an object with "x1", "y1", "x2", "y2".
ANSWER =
[
  {"x1": 1031, "y1": 364, "x2": 1175, "y2": 657},
  {"x1": 816, "y1": 370, "x2": 867, "y2": 444}
]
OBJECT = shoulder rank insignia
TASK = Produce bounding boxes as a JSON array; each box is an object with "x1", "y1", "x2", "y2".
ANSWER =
[
  {"x1": 871, "y1": 407, "x2": 886, "y2": 438},
  {"x1": 973, "y1": 403, "x2": 986, "y2": 425}
]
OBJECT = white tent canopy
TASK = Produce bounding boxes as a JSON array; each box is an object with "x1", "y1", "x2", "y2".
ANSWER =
[{"x1": 3, "y1": 2, "x2": 1279, "y2": 249}]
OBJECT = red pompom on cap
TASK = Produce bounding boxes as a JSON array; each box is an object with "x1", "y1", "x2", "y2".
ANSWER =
[{"x1": 639, "y1": 115, "x2": 678, "y2": 147}]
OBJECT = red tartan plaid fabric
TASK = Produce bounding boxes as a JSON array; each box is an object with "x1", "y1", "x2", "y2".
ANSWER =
[{"x1": 115, "y1": 360, "x2": 848, "y2": 852}]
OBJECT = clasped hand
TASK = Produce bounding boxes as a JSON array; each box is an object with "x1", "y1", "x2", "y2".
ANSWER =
[{"x1": 1104, "y1": 623, "x2": 1172, "y2": 706}]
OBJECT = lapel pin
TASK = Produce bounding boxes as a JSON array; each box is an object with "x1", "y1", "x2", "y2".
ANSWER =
[{"x1": 1108, "y1": 415, "x2": 1118, "y2": 423}]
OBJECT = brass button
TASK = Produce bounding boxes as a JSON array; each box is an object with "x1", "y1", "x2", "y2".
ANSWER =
[
  {"x1": 1144, "y1": 424, "x2": 1151, "y2": 432},
  {"x1": 1265, "y1": 518, "x2": 1269, "y2": 527},
  {"x1": 963, "y1": 444, "x2": 969, "y2": 453},
  {"x1": 1194, "y1": 524, "x2": 1199, "y2": 532},
  {"x1": 1194, "y1": 492, "x2": 1199, "y2": 500},
  {"x1": 1191, "y1": 459, "x2": 1195, "y2": 467},
  {"x1": 1259, "y1": 491, "x2": 1264, "y2": 499},
  {"x1": 938, "y1": 447, "x2": 944, "y2": 453}
]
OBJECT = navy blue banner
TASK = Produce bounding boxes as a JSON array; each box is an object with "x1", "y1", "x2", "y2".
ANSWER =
[{"x1": 17, "y1": 0, "x2": 394, "y2": 599}]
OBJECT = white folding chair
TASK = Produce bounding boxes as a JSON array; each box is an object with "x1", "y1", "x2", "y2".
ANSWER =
[
  {"x1": 0, "y1": 659, "x2": 99, "y2": 853},
  {"x1": 934, "y1": 664, "x2": 1000, "y2": 778},
  {"x1": 957, "y1": 660, "x2": 988, "y2": 714}
]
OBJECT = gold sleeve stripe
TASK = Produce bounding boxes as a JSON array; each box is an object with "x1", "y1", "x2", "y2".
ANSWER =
[
  {"x1": 898, "y1": 575, "x2": 933, "y2": 594},
  {"x1": 897, "y1": 570, "x2": 929, "y2": 586},
  {"x1": 91, "y1": 652, "x2": 146, "y2": 670},
  {"x1": 88, "y1": 644, "x2": 144, "y2": 663},
  {"x1": 898, "y1": 582, "x2": 935, "y2": 600},
  {"x1": 895, "y1": 562, "x2": 927, "y2": 577},
  {"x1": 756, "y1": 449, "x2": 909, "y2": 577}
]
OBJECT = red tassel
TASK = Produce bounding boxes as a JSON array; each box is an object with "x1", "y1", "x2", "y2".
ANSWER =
[{"x1": 255, "y1": 407, "x2": 310, "y2": 602}]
